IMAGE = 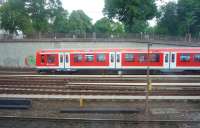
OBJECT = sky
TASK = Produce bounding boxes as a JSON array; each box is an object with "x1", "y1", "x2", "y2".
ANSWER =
[
  {"x1": 61, "y1": 0, "x2": 104, "y2": 24},
  {"x1": 61, "y1": 0, "x2": 177, "y2": 26}
]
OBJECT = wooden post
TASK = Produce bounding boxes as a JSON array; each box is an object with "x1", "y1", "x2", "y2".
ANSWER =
[{"x1": 80, "y1": 97, "x2": 84, "y2": 107}]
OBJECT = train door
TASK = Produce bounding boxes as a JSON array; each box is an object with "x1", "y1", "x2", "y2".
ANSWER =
[
  {"x1": 164, "y1": 52, "x2": 170, "y2": 69},
  {"x1": 116, "y1": 52, "x2": 121, "y2": 69},
  {"x1": 170, "y1": 52, "x2": 176, "y2": 69},
  {"x1": 109, "y1": 52, "x2": 115, "y2": 68},
  {"x1": 64, "y1": 52, "x2": 70, "y2": 69},
  {"x1": 59, "y1": 53, "x2": 64, "y2": 69}
]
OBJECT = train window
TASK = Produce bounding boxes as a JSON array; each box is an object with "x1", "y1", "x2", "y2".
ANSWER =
[
  {"x1": 97, "y1": 54, "x2": 105, "y2": 62},
  {"x1": 74, "y1": 54, "x2": 82, "y2": 62},
  {"x1": 150, "y1": 53, "x2": 160, "y2": 62},
  {"x1": 86, "y1": 54, "x2": 94, "y2": 62},
  {"x1": 47, "y1": 54, "x2": 55, "y2": 63},
  {"x1": 60, "y1": 55, "x2": 63, "y2": 63},
  {"x1": 125, "y1": 53, "x2": 134, "y2": 62},
  {"x1": 194, "y1": 54, "x2": 200, "y2": 62},
  {"x1": 180, "y1": 53, "x2": 190, "y2": 62},
  {"x1": 111, "y1": 54, "x2": 114, "y2": 62},
  {"x1": 138, "y1": 53, "x2": 147, "y2": 62},
  {"x1": 41, "y1": 55, "x2": 45, "y2": 63},
  {"x1": 165, "y1": 54, "x2": 169, "y2": 63}
]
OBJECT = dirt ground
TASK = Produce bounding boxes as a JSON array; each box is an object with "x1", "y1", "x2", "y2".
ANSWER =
[{"x1": 0, "y1": 99, "x2": 200, "y2": 128}]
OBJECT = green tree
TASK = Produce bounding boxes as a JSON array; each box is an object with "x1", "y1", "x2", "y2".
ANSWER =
[
  {"x1": 155, "y1": 0, "x2": 200, "y2": 37},
  {"x1": 111, "y1": 21, "x2": 124, "y2": 34},
  {"x1": 47, "y1": 0, "x2": 68, "y2": 32},
  {"x1": 26, "y1": 0, "x2": 50, "y2": 33},
  {"x1": 25, "y1": 0, "x2": 63, "y2": 33},
  {"x1": 103, "y1": 0, "x2": 157, "y2": 33},
  {"x1": 94, "y1": 17, "x2": 124, "y2": 34},
  {"x1": 47, "y1": 0, "x2": 62, "y2": 14},
  {"x1": 68, "y1": 10, "x2": 92, "y2": 34},
  {"x1": 51, "y1": 8, "x2": 68, "y2": 33},
  {"x1": 155, "y1": 2, "x2": 179, "y2": 35},
  {"x1": 94, "y1": 17, "x2": 112, "y2": 33},
  {"x1": 0, "y1": 0, "x2": 66, "y2": 35},
  {"x1": 0, "y1": 0, "x2": 32, "y2": 35},
  {"x1": 127, "y1": 20, "x2": 148, "y2": 33},
  {"x1": 177, "y1": 0, "x2": 200, "y2": 36}
]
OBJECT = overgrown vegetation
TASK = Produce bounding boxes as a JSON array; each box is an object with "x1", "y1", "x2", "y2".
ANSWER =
[
  {"x1": 0, "y1": 0, "x2": 199, "y2": 38},
  {"x1": 155, "y1": 0, "x2": 200, "y2": 37}
]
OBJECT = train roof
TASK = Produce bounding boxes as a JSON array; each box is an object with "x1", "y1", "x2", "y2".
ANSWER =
[{"x1": 37, "y1": 48, "x2": 200, "y2": 53}]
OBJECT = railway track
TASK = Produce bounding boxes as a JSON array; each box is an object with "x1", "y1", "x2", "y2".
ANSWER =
[
  {"x1": 1, "y1": 116, "x2": 200, "y2": 128},
  {"x1": 0, "y1": 70, "x2": 36, "y2": 75},
  {"x1": 1, "y1": 116, "x2": 200, "y2": 124},
  {"x1": 0, "y1": 75, "x2": 200, "y2": 96},
  {"x1": 1, "y1": 115, "x2": 200, "y2": 128}
]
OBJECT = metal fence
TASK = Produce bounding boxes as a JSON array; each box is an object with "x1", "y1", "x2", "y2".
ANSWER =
[{"x1": 0, "y1": 32, "x2": 200, "y2": 43}]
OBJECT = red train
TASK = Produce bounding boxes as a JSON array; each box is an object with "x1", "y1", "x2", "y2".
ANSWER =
[{"x1": 35, "y1": 48, "x2": 200, "y2": 73}]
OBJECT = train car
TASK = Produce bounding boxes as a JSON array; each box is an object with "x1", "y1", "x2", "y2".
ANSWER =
[
  {"x1": 171, "y1": 48, "x2": 200, "y2": 70},
  {"x1": 36, "y1": 49, "x2": 117, "y2": 72},
  {"x1": 35, "y1": 48, "x2": 200, "y2": 73},
  {"x1": 119, "y1": 49, "x2": 164, "y2": 70}
]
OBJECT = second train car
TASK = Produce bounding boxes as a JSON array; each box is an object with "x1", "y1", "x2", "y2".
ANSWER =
[{"x1": 35, "y1": 48, "x2": 200, "y2": 72}]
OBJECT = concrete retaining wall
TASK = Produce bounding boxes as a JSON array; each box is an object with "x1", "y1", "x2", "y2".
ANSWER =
[{"x1": 0, "y1": 41, "x2": 182, "y2": 68}]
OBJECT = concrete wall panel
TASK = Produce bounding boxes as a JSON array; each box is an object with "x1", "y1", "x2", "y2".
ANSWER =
[{"x1": 0, "y1": 41, "x2": 182, "y2": 68}]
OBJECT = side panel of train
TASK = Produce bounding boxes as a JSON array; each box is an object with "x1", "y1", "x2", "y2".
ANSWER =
[
  {"x1": 35, "y1": 49, "x2": 200, "y2": 72},
  {"x1": 176, "y1": 52, "x2": 200, "y2": 69},
  {"x1": 36, "y1": 51, "x2": 115, "y2": 71},
  {"x1": 120, "y1": 52, "x2": 164, "y2": 69}
]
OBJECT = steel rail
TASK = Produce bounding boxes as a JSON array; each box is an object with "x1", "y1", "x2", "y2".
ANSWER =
[{"x1": 0, "y1": 116, "x2": 199, "y2": 123}]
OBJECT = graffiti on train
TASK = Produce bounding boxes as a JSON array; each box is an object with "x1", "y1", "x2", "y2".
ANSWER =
[{"x1": 25, "y1": 55, "x2": 36, "y2": 67}]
